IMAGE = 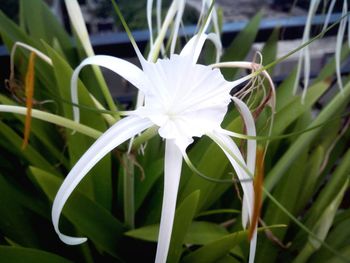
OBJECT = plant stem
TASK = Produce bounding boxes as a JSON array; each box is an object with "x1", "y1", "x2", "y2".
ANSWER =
[
  {"x1": 123, "y1": 153, "x2": 135, "y2": 229},
  {"x1": 0, "y1": 105, "x2": 102, "y2": 139}
]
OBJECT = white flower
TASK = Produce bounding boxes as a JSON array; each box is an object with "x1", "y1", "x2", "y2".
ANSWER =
[{"x1": 51, "y1": 32, "x2": 262, "y2": 263}]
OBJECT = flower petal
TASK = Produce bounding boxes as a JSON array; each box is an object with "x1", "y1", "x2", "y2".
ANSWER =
[
  {"x1": 294, "y1": 0, "x2": 320, "y2": 97},
  {"x1": 321, "y1": 0, "x2": 336, "y2": 32},
  {"x1": 64, "y1": 0, "x2": 95, "y2": 57},
  {"x1": 335, "y1": 0, "x2": 348, "y2": 91},
  {"x1": 208, "y1": 131, "x2": 253, "y2": 228},
  {"x1": 170, "y1": 0, "x2": 185, "y2": 55},
  {"x1": 52, "y1": 115, "x2": 152, "y2": 245},
  {"x1": 231, "y1": 97, "x2": 256, "y2": 180},
  {"x1": 249, "y1": 229, "x2": 257, "y2": 263},
  {"x1": 180, "y1": 33, "x2": 222, "y2": 64},
  {"x1": 231, "y1": 97, "x2": 256, "y2": 227},
  {"x1": 71, "y1": 55, "x2": 149, "y2": 122},
  {"x1": 147, "y1": 0, "x2": 154, "y2": 47},
  {"x1": 155, "y1": 139, "x2": 183, "y2": 263},
  {"x1": 208, "y1": 130, "x2": 256, "y2": 263}
]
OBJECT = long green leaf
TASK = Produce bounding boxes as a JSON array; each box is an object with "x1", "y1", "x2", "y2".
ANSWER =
[
  {"x1": 0, "y1": 246, "x2": 73, "y2": 263},
  {"x1": 182, "y1": 226, "x2": 284, "y2": 263},
  {"x1": 168, "y1": 190, "x2": 200, "y2": 263},
  {"x1": 0, "y1": 175, "x2": 41, "y2": 247},
  {"x1": 20, "y1": 0, "x2": 76, "y2": 64},
  {"x1": 0, "y1": 121, "x2": 57, "y2": 175},
  {"x1": 265, "y1": 81, "x2": 350, "y2": 192},
  {"x1": 125, "y1": 221, "x2": 228, "y2": 245},
  {"x1": 221, "y1": 12, "x2": 262, "y2": 79}
]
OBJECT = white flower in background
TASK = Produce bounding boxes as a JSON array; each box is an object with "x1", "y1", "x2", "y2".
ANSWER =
[
  {"x1": 51, "y1": 1, "x2": 273, "y2": 263},
  {"x1": 295, "y1": 0, "x2": 349, "y2": 100}
]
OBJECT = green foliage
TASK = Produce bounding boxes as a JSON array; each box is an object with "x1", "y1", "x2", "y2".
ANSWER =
[{"x1": 0, "y1": 0, "x2": 349, "y2": 262}]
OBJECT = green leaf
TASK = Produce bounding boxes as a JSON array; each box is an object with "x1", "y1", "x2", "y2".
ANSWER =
[
  {"x1": 305, "y1": 149, "x2": 350, "y2": 228},
  {"x1": 30, "y1": 166, "x2": 125, "y2": 258},
  {"x1": 325, "y1": 246, "x2": 350, "y2": 263},
  {"x1": 221, "y1": 12, "x2": 262, "y2": 79},
  {"x1": 184, "y1": 221, "x2": 229, "y2": 245},
  {"x1": 0, "y1": 175, "x2": 41, "y2": 247},
  {"x1": 275, "y1": 66, "x2": 298, "y2": 111},
  {"x1": 125, "y1": 221, "x2": 228, "y2": 245},
  {"x1": 179, "y1": 141, "x2": 230, "y2": 211},
  {"x1": 135, "y1": 158, "x2": 163, "y2": 211},
  {"x1": 265, "y1": 80, "x2": 350, "y2": 192},
  {"x1": 0, "y1": 121, "x2": 58, "y2": 175},
  {"x1": 0, "y1": 10, "x2": 34, "y2": 47},
  {"x1": 0, "y1": 95, "x2": 69, "y2": 169},
  {"x1": 168, "y1": 190, "x2": 200, "y2": 263},
  {"x1": 272, "y1": 80, "x2": 329, "y2": 136},
  {"x1": 295, "y1": 146, "x2": 325, "y2": 213},
  {"x1": 0, "y1": 246, "x2": 73, "y2": 263},
  {"x1": 257, "y1": 149, "x2": 308, "y2": 263},
  {"x1": 261, "y1": 27, "x2": 279, "y2": 75},
  {"x1": 182, "y1": 225, "x2": 285, "y2": 263},
  {"x1": 295, "y1": 179, "x2": 348, "y2": 263},
  {"x1": 20, "y1": 0, "x2": 76, "y2": 64},
  {"x1": 310, "y1": 217, "x2": 350, "y2": 262}
]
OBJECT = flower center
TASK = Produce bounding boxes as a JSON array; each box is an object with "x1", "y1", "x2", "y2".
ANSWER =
[{"x1": 136, "y1": 54, "x2": 232, "y2": 149}]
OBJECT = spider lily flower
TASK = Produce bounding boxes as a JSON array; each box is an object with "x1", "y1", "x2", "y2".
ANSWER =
[{"x1": 51, "y1": 27, "x2": 266, "y2": 262}]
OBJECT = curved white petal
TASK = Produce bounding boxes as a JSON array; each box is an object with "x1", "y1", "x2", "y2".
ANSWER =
[
  {"x1": 147, "y1": 0, "x2": 154, "y2": 48},
  {"x1": 208, "y1": 131, "x2": 253, "y2": 228},
  {"x1": 170, "y1": 0, "x2": 185, "y2": 55},
  {"x1": 155, "y1": 139, "x2": 183, "y2": 263},
  {"x1": 231, "y1": 97, "x2": 256, "y2": 177},
  {"x1": 65, "y1": 0, "x2": 94, "y2": 57},
  {"x1": 148, "y1": 1, "x2": 178, "y2": 61},
  {"x1": 199, "y1": 0, "x2": 219, "y2": 35},
  {"x1": 322, "y1": 0, "x2": 336, "y2": 32},
  {"x1": 52, "y1": 116, "x2": 152, "y2": 245},
  {"x1": 208, "y1": 130, "x2": 256, "y2": 263},
  {"x1": 335, "y1": 0, "x2": 348, "y2": 91},
  {"x1": 71, "y1": 55, "x2": 149, "y2": 122},
  {"x1": 294, "y1": 0, "x2": 320, "y2": 96},
  {"x1": 180, "y1": 33, "x2": 222, "y2": 64},
  {"x1": 231, "y1": 97, "x2": 256, "y2": 228}
]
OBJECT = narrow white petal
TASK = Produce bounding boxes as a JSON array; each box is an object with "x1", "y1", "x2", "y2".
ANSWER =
[
  {"x1": 249, "y1": 228, "x2": 257, "y2": 263},
  {"x1": 335, "y1": 0, "x2": 348, "y2": 91},
  {"x1": 322, "y1": 0, "x2": 336, "y2": 32},
  {"x1": 207, "y1": 0, "x2": 220, "y2": 37},
  {"x1": 208, "y1": 131, "x2": 253, "y2": 228},
  {"x1": 294, "y1": 0, "x2": 320, "y2": 96},
  {"x1": 148, "y1": 1, "x2": 177, "y2": 60},
  {"x1": 147, "y1": 0, "x2": 154, "y2": 47},
  {"x1": 156, "y1": 0, "x2": 162, "y2": 33},
  {"x1": 180, "y1": 33, "x2": 222, "y2": 64},
  {"x1": 52, "y1": 116, "x2": 152, "y2": 245},
  {"x1": 170, "y1": 0, "x2": 185, "y2": 55},
  {"x1": 71, "y1": 55, "x2": 149, "y2": 122},
  {"x1": 155, "y1": 139, "x2": 183, "y2": 263},
  {"x1": 231, "y1": 97, "x2": 256, "y2": 230},
  {"x1": 348, "y1": 8, "x2": 350, "y2": 48},
  {"x1": 209, "y1": 131, "x2": 256, "y2": 262},
  {"x1": 231, "y1": 97, "x2": 256, "y2": 175},
  {"x1": 64, "y1": 0, "x2": 94, "y2": 57}
]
